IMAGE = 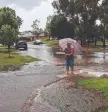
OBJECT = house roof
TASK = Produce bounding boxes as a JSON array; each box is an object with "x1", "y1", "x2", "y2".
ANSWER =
[
  {"x1": 18, "y1": 31, "x2": 35, "y2": 38},
  {"x1": 18, "y1": 31, "x2": 44, "y2": 38}
]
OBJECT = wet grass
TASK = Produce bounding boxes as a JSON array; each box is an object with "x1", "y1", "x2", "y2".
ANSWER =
[
  {"x1": 92, "y1": 109, "x2": 108, "y2": 112},
  {"x1": 103, "y1": 109, "x2": 108, "y2": 112},
  {"x1": 0, "y1": 46, "x2": 17, "y2": 53},
  {"x1": 27, "y1": 41, "x2": 33, "y2": 45},
  {"x1": 0, "y1": 53, "x2": 40, "y2": 71},
  {"x1": 79, "y1": 78, "x2": 108, "y2": 112},
  {"x1": 27, "y1": 40, "x2": 58, "y2": 47},
  {"x1": 97, "y1": 40, "x2": 108, "y2": 45},
  {"x1": 42, "y1": 39, "x2": 58, "y2": 47},
  {"x1": 100, "y1": 109, "x2": 108, "y2": 112},
  {"x1": 79, "y1": 78, "x2": 108, "y2": 99},
  {"x1": 83, "y1": 45, "x2": 108, "y2": 53}
]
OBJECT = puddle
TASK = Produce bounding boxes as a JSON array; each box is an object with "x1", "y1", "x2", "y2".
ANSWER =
[
  {"x1": 54, "y1": 51, "x2": 108, "y2": 77},
  {"x1": 79, "y1": 70, "x2": 108, "y2": 77},
  {"x1": 18, "y1": 44, "x2": 108, "y2": 77}
]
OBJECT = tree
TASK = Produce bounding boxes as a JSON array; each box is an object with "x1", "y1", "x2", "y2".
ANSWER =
[
  {"x1": 31, "y1": 19, "x2": 40, "y2": 39},
  {"x1": 50, "y1": 14, "x2": 74, "y2": 39},
  {"x1": 0, "y1": 7, "x2": 22, "y2": 30},
  {"x1": 45, "y1": 15, "x2": 53, "y2": 40},
  {"x1": 52, "y1": 0, "x2": 100, "y2": 45},
  {"x1": 0, "y1": 25, "x2": 16, "y2": 57},
  {"x1": 39, "y1": 28, "x2": 43, "y2": 35},
  {"x1": 17, "y1": 16, "x2": 23, "y2": 28},
  {"x1": 0, "y1": 7, "x2": 23, "y2": 46},
  {"x1": 99, "y1": 0, "x2": 108, "y2": 48}
]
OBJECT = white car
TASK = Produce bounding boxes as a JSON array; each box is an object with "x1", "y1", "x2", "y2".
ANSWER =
[{"x1": 34, "y1": 40, "x2": 43, "y2": 45}]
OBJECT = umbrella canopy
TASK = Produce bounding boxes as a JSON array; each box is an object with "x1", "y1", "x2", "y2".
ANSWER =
[{"x1": 59, "y1": 38, "x2": 83, "y2": 54}]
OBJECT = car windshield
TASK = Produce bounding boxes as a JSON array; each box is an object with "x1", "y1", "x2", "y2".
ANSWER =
[
  {"x1": 18, "y1": 42, "x2": 26, "y2": 44},
  {"x1": 36, "y1": 40, "x2": 41, "y2": 42}
]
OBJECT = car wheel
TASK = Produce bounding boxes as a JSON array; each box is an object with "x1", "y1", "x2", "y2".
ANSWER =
[{"x1": 24, "y1": 47, "x2": 27, "y2": 50}]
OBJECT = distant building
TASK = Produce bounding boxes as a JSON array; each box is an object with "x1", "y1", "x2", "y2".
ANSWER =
[{"x1": 18, "y1": 31, "x2": 45, "y2": 41}]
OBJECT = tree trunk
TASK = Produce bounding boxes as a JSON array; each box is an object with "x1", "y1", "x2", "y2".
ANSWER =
[
  {"x1": 95, "y1": 37, "x2": 97, "y2": 47},
  {"x1": 80, "y1": 36, "x2": 83, "y2": 46},
  {"x1": 103, "y1": 35, "x2": 106, "y2": 49},
  {"x1": 49, "y1": 35, "x2": 50, "y2": 40},
  {"x1": 8, "y1": 45, "x2": 11, "y2": 58},
  {"x1": 37, "y1": 35, "x2": 38, "y2": 39},
  {"x1": 103, "y1": 24, "x2": 106, "y2": 49}
]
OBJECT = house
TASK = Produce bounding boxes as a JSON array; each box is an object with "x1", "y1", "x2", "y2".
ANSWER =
[{"x1": 18, "y1": 31, "x2": 45, "y2": 41}]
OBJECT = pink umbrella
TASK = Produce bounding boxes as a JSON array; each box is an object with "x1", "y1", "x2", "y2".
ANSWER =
[{"x1": 59, "y1": 38, "x2": 83, "y2": 54}]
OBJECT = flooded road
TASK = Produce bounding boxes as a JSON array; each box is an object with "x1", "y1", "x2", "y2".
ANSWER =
[
  {"x1": 0, "y1": 44, "x2": 65, "y2": 112},
  {"x1": 0, "y1": 44, "x2": 108, "y2": 112},
  {"x1": 19, "y1": 44, "x2": 58, "y2": 64},
  {"x1": 20, "y1": 44, "x2": 108, "y2": 77}
]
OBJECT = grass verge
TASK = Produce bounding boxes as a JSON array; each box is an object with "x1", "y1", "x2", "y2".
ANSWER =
[
  {"x1": 82, "y1": 45, "x2": 108, "y2": 52},
  {"x1": 97, "y1": 40, "x2": 108, "y2": 45},
  {"x1": 42, "y1": 39, "x2": 58, "y2": 47},
  {"x1": 0, "y1": 53, "x2": 40, "y2": 71},
  {"x1": 0, "y1": 46, "x2": 17, "y2": 53},
  {"x1": 79, "y1": 78, "x2": 108, "y2": 112},
  {"x1": 102, "y1": 109, "x2": 108, "y2": 112},
  {"x1": 27, "y1": 41, "x2": 33, "y2": 45},
  {"x1": 79, "y1": 78, "x2": 108, "y2": 99}
]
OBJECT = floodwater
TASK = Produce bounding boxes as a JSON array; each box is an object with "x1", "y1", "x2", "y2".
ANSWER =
[
  {"x1": 19, "y1": 44, "x2": 108, "y2": 77},
  {"x1": 24, "y1": 45, "x2": 108, "y2": 112},
  {"x1": 0, "y1": 44, "x2": 108, "y2": 112}
]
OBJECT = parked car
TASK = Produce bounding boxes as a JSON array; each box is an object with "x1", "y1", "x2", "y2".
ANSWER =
[
  {"x1": 34, "y1": 40, "x2": 43, "y2": 45},
  {"x1": 16, "y1": 41, "x2": 28, "y2": 50}
]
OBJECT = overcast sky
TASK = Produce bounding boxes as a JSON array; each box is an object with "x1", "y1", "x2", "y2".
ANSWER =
[{"x1": 0, "y1": 0, "x2": 54, "y2": 31}]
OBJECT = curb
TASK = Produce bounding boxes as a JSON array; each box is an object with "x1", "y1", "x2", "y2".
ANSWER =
[
  {"x1": 21, "y1": 75, "x2": 69, "y2": 112},
  {"x1": 21, "y1": 73, "x2": 91, "y2": 112}
]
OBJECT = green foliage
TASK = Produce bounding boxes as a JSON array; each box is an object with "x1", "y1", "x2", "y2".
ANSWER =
[
  {"x1": 42, "y1": 39, "x2": 58, "y2": 47},
  {"x1": 0, "y1": 25, "x2": 16, "y2": 57},
  {"x1": 0, "y1": 53, "x2": 40, "y2": 71},
  {"x1": 51, "y1": 0, "x2": 108, "y2": 47},
  {"x1": 45, "y1": 15, "x2": 53, "y2": 38},
  {"x1": 53, "y1": 0, "x2": 99, "y2": 37},
  {"x1": 79, "y1": 78, "x2": 108, "y2": 99},
  {"x1": 0, "y1": 25, "x2": 16, "y2": 45},
  {"x1": 0, "y1": 46, "x2": 17, "y2": 53},
  {"x1": 0, "y1": 7, "x2": 22, "y2": 30},
  {"x1": 17, "y1": 16, "x2": 23, "y2": 28},
  {"x1": 31, "y1": 19, "x2": 43, "y2": 38},
  {"x1": 49, "y1": 14, "x2": 74, "y2": 39},
  {"x1": 0, "y1": 7, "x2": 22, "y2": 47},
  {"x1": 31, "y1": 19, "x2": 40, "y2": 35}
]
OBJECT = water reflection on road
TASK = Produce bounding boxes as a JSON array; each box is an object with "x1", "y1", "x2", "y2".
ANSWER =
[
  {"x1": 19, "y1": 44, "x2": 108, "y2": 77},
  {"x1": 20, "y1": 44, "x2": 57, "y2": 64},
  {"x1": 0, "y1": 44, "x2": 108, "y2": 112}
]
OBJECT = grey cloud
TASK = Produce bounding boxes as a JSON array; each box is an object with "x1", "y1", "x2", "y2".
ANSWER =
[{"x1": 0, "y1": 0, "x2": 47, "y2": 9}]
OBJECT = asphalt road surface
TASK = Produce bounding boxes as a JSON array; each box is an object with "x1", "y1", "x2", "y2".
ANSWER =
[{"x1": 0, "y1": 44, "x2": 64, "y2": 112}]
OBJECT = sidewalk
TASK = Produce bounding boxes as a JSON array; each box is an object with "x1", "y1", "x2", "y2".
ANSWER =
[{"x1": 22, "y1": 76, "x2": 108, "y2": 112}]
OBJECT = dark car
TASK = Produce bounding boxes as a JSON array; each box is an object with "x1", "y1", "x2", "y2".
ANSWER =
[
  {"x1": 16, "y1": 41, "x2": 28, "y2": 50},
  {"x1": 34, "y1": 40, "x2": 43, "y2": 45}
]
